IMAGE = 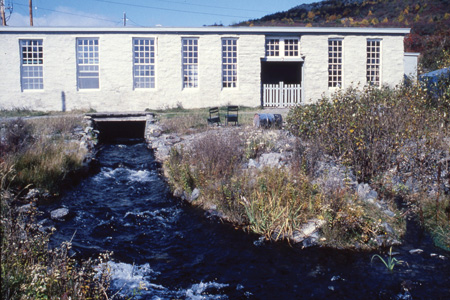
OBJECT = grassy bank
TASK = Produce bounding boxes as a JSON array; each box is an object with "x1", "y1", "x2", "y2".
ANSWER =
[
  {"x1": 1, "y1": 116, "x2": 89, "y2": 194},
  {"x1": 161, "y1": 79, "x2": 449, "y2": 251},
  {"x1": 163, "y1": 126, "x2": 404, "y2": 249},
  {"x1": 1, "y1": 115, "x2": 111, "y2": 299},
  {"x1": 287, "y1": 80, "x2": 450, "y2": 251}
]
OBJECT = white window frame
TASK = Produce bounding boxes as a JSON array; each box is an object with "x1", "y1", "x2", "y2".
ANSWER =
[
  {"x1": 284, "y1": 39, "x2": 300, "y2": 57},
  {"x1": 222, "y1": 38, "x2": 238, "y2": 88},
  {"x1": 133, "y1": 37, "x2": 156, "y2": 89},
  {"x1": 182, "y1": 37, "x2": 199, "y2": 89},
  {"x1": 265, "y1": 37, "x2": 300, "y2": 58},
  {"x1": 20, "y1": 39, "x2": 44, "y2": 91},
  {"x1": 367, "y1": 39, "x2": 382, "y2": 86},
  {"x1": 266, "y1": 38, "x2": 280, "y2": 57},
  {"x1": 328, "y1": 38, "x2": 343, "y2": 88},
  {"x1": 76, "y1": 37, "x2": 99, "y2": 90}
]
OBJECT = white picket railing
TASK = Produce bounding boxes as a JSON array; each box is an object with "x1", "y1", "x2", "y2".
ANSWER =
[{"x1": 263, "y1": 82, "x2": 302, "y2": 107}]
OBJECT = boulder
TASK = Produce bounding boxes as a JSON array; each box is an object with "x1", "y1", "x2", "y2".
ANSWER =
[
  {"x1": 190, "y1": 188, "x2": 200, "y2": 201},
  {"x1": 18, "y1": 203, "x2": 34, "y2": 214},
  {"x1": 25, "y1": 188, "x2": 41, "y2": 200},
  {"x1": 357, "y1": 183, "x2": 378, "y2": 203},
  {"x1": 50, "y1": 208, "x2": 70, "y2": 221},
  {"x1": 291, "y1": 219, "x2": 326, "y2": 244},
  {"x1": 313, "y1": 160, "x2": 357, "y2": 193},
  {"x1": 259, "y1": 152, "x2": 283, "y2": 168},
  {"x1": 409, "y1": 249, "x2": 424, "y2": 255},
  {"x1": 146, "y1": 124, "x2": 163, "y2": 137}
]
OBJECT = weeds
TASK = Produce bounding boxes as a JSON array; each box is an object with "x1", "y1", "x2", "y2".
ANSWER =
[
  {"x1": 163, "y1": 127, "x2": 400, "y2": 248},
  {"x1": 420, "y1": 195, "x2": 450, "y2": 250},
  {"x1": 1, "y1": 116, "x2": 86, "y2": 193},
  {"x1": 1, "y1": 165, "x2": 111, "y2": 300},
  {"x1": 287, "y1": 82, "x2": 450, "y2": 251},
  {"x1": 371, "y1": 247, "x2": 407, "y2": 272}
]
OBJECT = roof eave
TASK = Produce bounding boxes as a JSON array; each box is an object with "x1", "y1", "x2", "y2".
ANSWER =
[{"x1": 0, "y1": 26, "x2": 411, "y2": 35}]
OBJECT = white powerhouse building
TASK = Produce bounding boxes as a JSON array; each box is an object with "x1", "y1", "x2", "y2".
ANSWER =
[{"x1": 0, "y1": 27, "x2": 413, "y2": 111}]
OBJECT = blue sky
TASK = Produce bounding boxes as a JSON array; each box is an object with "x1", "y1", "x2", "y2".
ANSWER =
[{"x1": 5, "y1": 0, "x2": 317, "y2": 27}]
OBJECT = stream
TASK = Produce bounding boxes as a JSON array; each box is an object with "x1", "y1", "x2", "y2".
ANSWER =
[{"x1": 46, "y1": 142, "x2": 450, "y2": 299}]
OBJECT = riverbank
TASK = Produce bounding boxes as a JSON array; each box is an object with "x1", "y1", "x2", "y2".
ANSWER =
[
  {"x1": 1, "y1": 115, "x2": 110, "y2": 299},
  {"x1": 146, "y1": 117, "x2": 404, "y2": 250},
  {"x1": 146, "y1": 84, "x2": 450, "y2": 253}
]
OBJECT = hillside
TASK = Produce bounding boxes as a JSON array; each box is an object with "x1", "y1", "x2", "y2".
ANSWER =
[{"x1": 237, "y1": 0, "x2": 450, "y2": 72}]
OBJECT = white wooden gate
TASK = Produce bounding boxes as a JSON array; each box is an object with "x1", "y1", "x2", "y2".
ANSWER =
[{"x1": 263, "y1": 81, "x2": 302, "y2": 107}]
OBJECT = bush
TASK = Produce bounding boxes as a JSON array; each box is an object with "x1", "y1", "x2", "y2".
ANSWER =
[
  {"x1": 286, "y1": 84, "x2": 449, "y2": 183},
  {"x1": 0, "y1": 118, "x2": 34, "y2": 157},
  {"x1": 163, "y1": 127, "x2": 403, "y2": 248},
  {"x1": 287, "y1": 83, "x2": 450, "y2": 250}
]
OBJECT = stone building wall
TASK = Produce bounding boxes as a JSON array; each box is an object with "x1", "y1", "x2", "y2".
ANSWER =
[{"x1": 0, "y1": 27, "x2": 409, "y2": 111}]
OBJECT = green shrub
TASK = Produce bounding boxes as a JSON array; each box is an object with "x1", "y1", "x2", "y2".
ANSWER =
[{"x1": 287, "y1": 84, "x2": 448, "y2": 183}]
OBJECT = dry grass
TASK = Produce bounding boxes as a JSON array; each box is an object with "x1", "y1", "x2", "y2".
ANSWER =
[
  {"x1": 164, "y1": 127, "x2": 403, "y2": 248},
  {"x1": 287, "y1": 81, "x2": 450, "y2": 250},
  {"x1": 1, "y1": 116, "x2": 86, "y2": 193},
  {"x1": 1, "y1": 166, "x2": 111, "y2": 299},
  {"x1": 0, "y1": 115, "x2": 111, "y2": 299}
]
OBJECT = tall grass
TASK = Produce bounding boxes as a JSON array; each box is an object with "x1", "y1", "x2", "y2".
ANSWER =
[
  {"x1": 1, "y1": 116, "x2": 87, "y2": 193},
  {"x1": 1, "y1": 115, "x2": 111, "y2": 299},
  {"x1": 1, "y1": 166, "x2": 111, "y2": 299},
  {"x1": 164, "y1": 128, "x2": 402, "y2": 248},
  {"x1": 287, "y1": 81, "x2": 450, "y2": 250}
]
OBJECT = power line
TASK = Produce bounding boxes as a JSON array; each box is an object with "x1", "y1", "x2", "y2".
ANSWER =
[
  {"x1": 126, "y1": 16, "x2": 143, "y2": 27},
  {"x1": 13, "y1": 2, "x2": 120, "y2": 24},
  {"x1": 90, "y1": 0, "x2": 252, "y2": 19},
  {"x1": 114, "y1": 0, "x2": 270, "y2": 14}
]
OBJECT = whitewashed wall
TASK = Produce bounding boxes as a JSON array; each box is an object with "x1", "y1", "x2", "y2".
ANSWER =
[
  {"x1": 0, "y1": 32, "x2": 265, "y2": 111},
  {"x1": 301, "y1": 34, "x2": 406, "y2": 103},
  {"x1": 0, "y1": 29, "x2": 406, "y2": 111}
]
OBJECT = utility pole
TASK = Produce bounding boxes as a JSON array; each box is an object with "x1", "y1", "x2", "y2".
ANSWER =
[
  {"x1": 29, "y1": 0, "x2": 33, "y2": 26},
  {"x1": 1, "y1": 0, "x2": 6, "y2": 26},
  {"x1": 123, "y1": 11, "x2": 126, "y2": 26}
]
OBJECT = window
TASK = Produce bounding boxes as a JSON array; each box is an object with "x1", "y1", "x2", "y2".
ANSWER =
[
  {"x1": 133, "y1": 38, "x2": 156, "y2": 89},
  {"x1": 266, "y1": 38, "x2": 300, "y2": 57},
  {"x1": 20, "y1": 40, "x2": 43, "y2": 90},
  {"x1": 284, "y1": 39, "x2": 299, "y2": 57},
  {"x1": 76, "y1": 38, "x2": 99, "y2": 89},
  {"x1": 266, "y1": 39, "x2": 280, "y2": 57},
  {"x1": 222, "y1": 38, "x2": 237, "y2": 88},
  {"x1": 182, "y1": 38, "x2": 198, "y2": 88},
  {"x1": 367, "y1": 39, "x2": 381, "y2": 86},
  {"x1": 328, "y1": 39, "x2": 343, "y2": 87}
]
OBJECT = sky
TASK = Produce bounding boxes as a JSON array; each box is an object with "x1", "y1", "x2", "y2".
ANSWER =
[{"x1": 3, "y1": 0, "x2": 317, "y2": 27}]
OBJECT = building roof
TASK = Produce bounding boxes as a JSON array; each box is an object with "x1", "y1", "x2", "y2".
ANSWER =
[{"x1": 0, "y1": 26, "x2": 411, "y2": 35}]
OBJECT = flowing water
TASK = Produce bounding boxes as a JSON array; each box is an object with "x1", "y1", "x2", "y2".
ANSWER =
[{"x1": 46, "y1": 142, "x2": 450, "y2": 299}]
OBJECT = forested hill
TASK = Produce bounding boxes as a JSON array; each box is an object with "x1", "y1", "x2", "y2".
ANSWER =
[{"x1": 236, "y1": 0, "x2": 450, "y2": 71}]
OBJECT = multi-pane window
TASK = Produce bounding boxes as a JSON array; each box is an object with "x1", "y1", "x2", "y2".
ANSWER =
[
  {"x1": 367, "y1": 39, "x2": 381, "y2": 86},
  {"x1": 182, "y1": 38, "x2": 198, "y2": 88},
  {"x1": 20, "y1": 40, "x2": 43, "y2": 90},
  {"x1": 222, "y1": 38, "x2": 237, "y2": 88},
  {"x1": 284, "y1": 39, "x2": 299, "y2": 57},
  {"x1": 266, "y1": 39, "x2": 280, "y2": 57},
  {"x1": 133, "y1": 38, "x2": 156, "y2": 89},
  {"x1": 266, "y1": 38, "x2": 300, "y2": 57},
  {"x1": 328, "y1": 39, "x2": 343, "y2": 87},
  {"x1": 76, "y1": 38, "x2": 99, "y2": 89}
]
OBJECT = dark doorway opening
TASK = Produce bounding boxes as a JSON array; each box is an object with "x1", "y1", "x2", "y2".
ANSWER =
[{"x1": 261, "y1": 61, "x2": 302, "y2": 84}]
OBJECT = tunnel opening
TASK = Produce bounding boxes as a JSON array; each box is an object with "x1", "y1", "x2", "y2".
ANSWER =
[{"x1": 95, "y1": 121, "x2": 146, "y2": 143}]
